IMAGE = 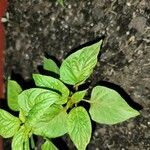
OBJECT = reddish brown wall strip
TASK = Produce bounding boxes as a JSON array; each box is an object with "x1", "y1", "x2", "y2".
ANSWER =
[
  {"x1": 0, "y1": 1, "x2": 8, "y2": 149},
  {"x1": 0, "y1": 22, "x2": 5, "y2": 99},
  {"x1": 0, "y1": 0, "x2": 7, "y2": 99}
]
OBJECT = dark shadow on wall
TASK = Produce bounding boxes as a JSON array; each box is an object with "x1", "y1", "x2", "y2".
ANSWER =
[{"x1": 10, "y1": 70, "x2": 35, "y2": 90}]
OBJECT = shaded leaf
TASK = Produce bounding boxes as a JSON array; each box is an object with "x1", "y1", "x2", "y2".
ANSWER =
[
  {"x1": 33, "y1": 74, "x2": 69, "y2": 104},
  {"x1": 68, "y1": 107, "x2": 92, "y2": 150},
  {"x1": 0, "y1": 109, "x2": 21, "y2": 138},
  {"x1": 89, "y1": 86, "x2": 140, "y2": 125},
  {"x1": 60, "y1": 40, "x2": 102, "y2": 85},
  {"x1": 7, "y1": 80, "x2": 22, "y2": 111},
  {"x1": 43, "y1": 57, "x2": 60, "y2": 75}
]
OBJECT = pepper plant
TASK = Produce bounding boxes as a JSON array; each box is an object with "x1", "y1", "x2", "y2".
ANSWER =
[{"x1": 0, "y1": 40, "x2": 139, "y2": 150}]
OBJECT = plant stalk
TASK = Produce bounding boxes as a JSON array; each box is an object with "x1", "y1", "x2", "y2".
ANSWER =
[{"x1": 31, "y1": 135, "x2": 35, "y2": 149}]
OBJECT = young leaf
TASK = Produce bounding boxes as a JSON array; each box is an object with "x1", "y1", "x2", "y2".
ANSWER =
[
  {"x1": 42, "y1": 140, "x2": 58, "y2": 150},
  {"x1": 33, "y1": 74, "x2": 69, "y2": 104},
  {"x1": 12, "y1": 125, "x2": 30, "y2": 150},
  {"x1": 7, "y1": 80, "x2": 22, "y2": 111},
  {"x1": 68, "y1": 107, "x2": 92, "y2": 150},
  {"x1": 0, "y1": 109, "x2": 21, "y2": 138},
  {"x1": 33, "y1": 104, "x2": 68, "y2": 138},
  {"x1": 71, "y1": 90, "x2": 87, "y2": 103},
  {"x1": 43, "y1": 57, "x2": 60, "y2": 75},
  {"x1": 89, "y1": 86, "x2": 140, "y2": 125},
  {"x1": 60, "y1": 40, "x2": 102, "y2": 85},
  {"x1": 18, "y1": 88, "x2": 59, "y2": 116}
]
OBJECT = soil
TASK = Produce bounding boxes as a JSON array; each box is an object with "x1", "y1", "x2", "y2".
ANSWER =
[{"x1": 2, "y1": 0, "x2": 150, "y2": 149}]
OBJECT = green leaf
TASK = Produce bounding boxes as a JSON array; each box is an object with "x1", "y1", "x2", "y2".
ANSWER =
[
  {"x1": 26, "y1": 103, "x2": 47, "y2": 127},
  {"x1": 71, "y1": 90, "x2": 87, "y2": 103},
  {"x1": 89, "y1": 86, "x2": 140, "y2": 125},
  {"x1": 18, "y1": 88, "x2": 59, "y2": 116},
  {"x1": 7, "y1": 80, "x2": 22, "y2": 111},
  {"x1": 41, "y1": 140, "x2": 58, "y2": 150},
  {"x1": 12, "y1": 125, "x2": 31, "y2": 150},
  {"x1": 12, "y1": 128, "x2": 24, "y2": 150},
  {"x1": 60, "y1": 40, "x2": 102, "y2": 85},
  {"x1": 57, "y1": 0, "x2": 64, "y2": 6},
  {"x1": 24, "y1": 139, "x2": 30, "y2": 150},
  {"x1": 0, "y1": 109, "x2": 21, "y2": 138},
  {"x1": 26, "y1": 101, "x2": 58, "y2": 128},
  {"x1": 33, "y1": 104, "x2": 68, "y2": 138},
  {"x1": 33, "y1": 74, "x2": 69, "y2": 104},
  {"x1": 43, "y1": 57, "x2": 60, "y2": 75},
  {"x1": 68, "y1": 107, "x2": 92, "y2": 150}
]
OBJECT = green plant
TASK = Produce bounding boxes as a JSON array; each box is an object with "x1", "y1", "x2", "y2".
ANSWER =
[
  {"x1": 57, "y1": 0, "x2": 64, "y2": 6},
  {"x1": 0, "y1": 40, "x2": 140, "y2": 150}
]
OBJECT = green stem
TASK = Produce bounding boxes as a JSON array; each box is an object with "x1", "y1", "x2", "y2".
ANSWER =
[
  {"x1": 82, "y1": 99, "x2": 93, "y2": 104},
  {"x1": 73, "y1": 84, "x2": 79, "y2": 91},
  {"x1": 30, "y1": 135, "x2": 35, "y2": 149}
]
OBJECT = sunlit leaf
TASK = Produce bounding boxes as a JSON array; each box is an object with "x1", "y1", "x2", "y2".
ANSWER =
[
  {"x1": 68, "y1": 107, "x2": 92, "y2": 150},
  {"x1": 18, "y1": 88, "x2": 59, "y2": 116},
  {"x1": 89, "y1": 86, "x2": 140, "y2": 125},
  {"x1": 33, "y1": 74, "x2": 69, "y2": 104},
  {"x1": 0, "y1": 109, "x2": 21, "y2": 138},
  {"x1": 33, "y1": 104, "x2": 68, "y2": 138},
  {"x1": 60, "y1": 40, "x2": 102, "y2": 85}
]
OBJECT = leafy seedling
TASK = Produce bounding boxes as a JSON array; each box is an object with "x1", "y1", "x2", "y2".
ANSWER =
[{"x1": 0, "y1": 40, "x2": 140, "y2": 150}]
